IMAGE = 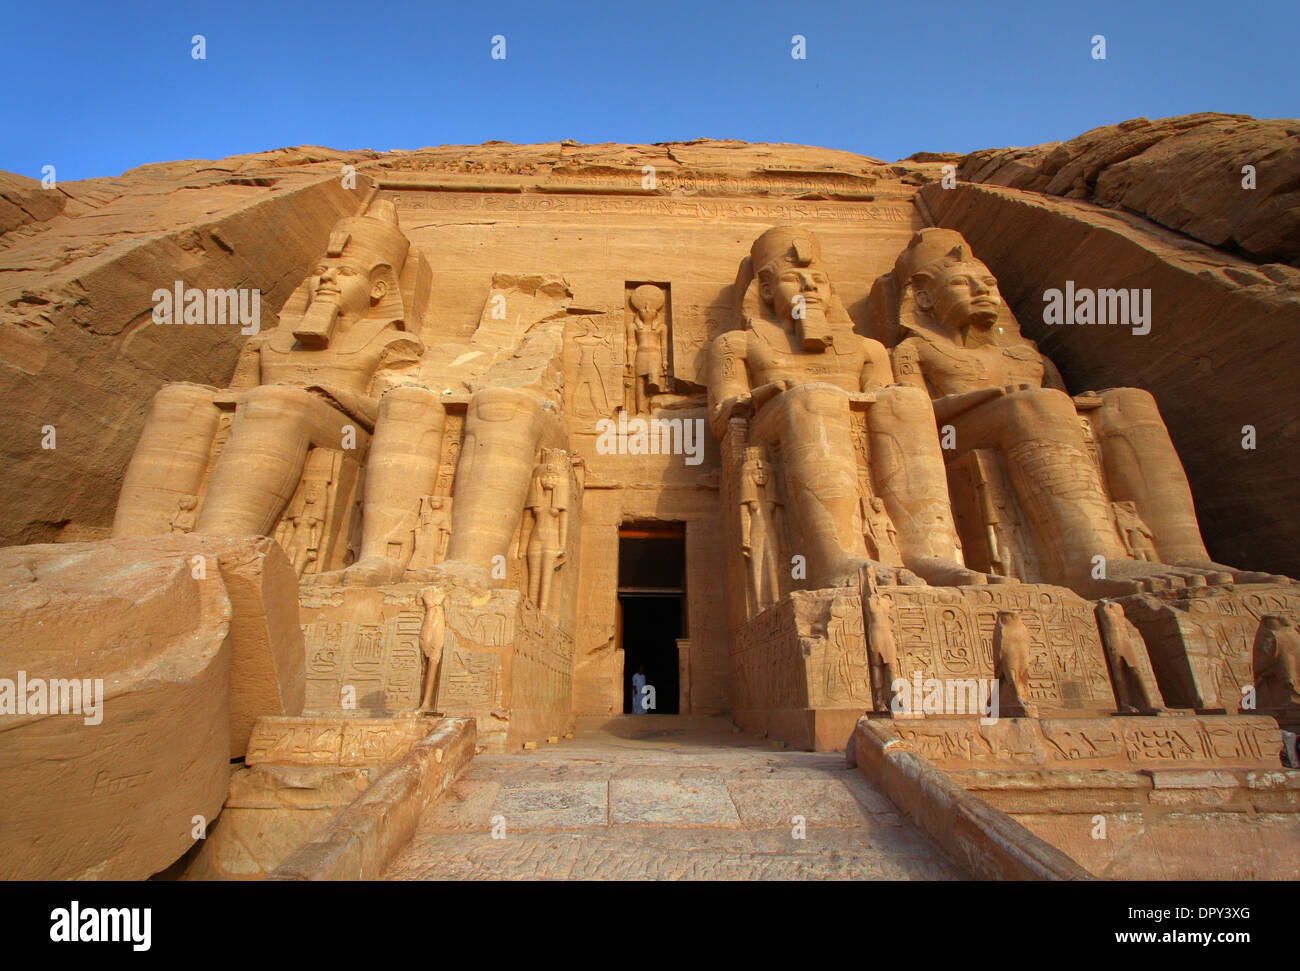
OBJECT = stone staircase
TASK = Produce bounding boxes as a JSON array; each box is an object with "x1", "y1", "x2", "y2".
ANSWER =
[{"x1": 381, "y1": 715, "x2": 966, "y2": 880}]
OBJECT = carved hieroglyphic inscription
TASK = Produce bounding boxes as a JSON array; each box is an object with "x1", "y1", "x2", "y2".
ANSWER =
[
  {"x1": 388, "y1": 190, "x2": 913, "y2": 224},
  {"x1": 434, "y1": 410, "x2": 464, "y2": 499},
  {"x1": 244, "y1": 716, "x2": 431, "y2": 767},
  {"x1": 510, "y1": 596, "x2": 574, "y2": 715},
  {"x1": 438, "y1": 642, "x2": 501, "y2": 709},
  {"x1": 303, "y1": 610, "x2": 423, "y2": 713},
  {"x1": 1121, "y1": 584, "x2": 1300, "y2": 712},
  {"x1": 731, "y1": 597, "x2": 807, "y2": 712},
  {"x1": 889, "y1": 714, "x2": 1279, "y2": 771},
  {"x1": 877, "y1": 584, "x2": 1114, "y2": 711}
]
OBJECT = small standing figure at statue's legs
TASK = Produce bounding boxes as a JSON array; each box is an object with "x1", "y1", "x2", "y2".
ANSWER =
[
  {"x1": 992, "y1": 610, "x2": 1038, "y2": 718},
  {"x1": 520, "y1": 450, "x2": 570, "y2": 616},
  {"x1": 418, "y1": 586, "x2": 447, "y2": 713},
  {"x1": 863, "y1": 589, "x2": 900, "y2": 714}
]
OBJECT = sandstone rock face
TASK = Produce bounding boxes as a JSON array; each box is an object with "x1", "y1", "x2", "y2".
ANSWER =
[
  {"x1": 0, "y1": 541, "x2": 232, "y2": 879},
  {"x1": 956, "y1": 113, "x2": 1300, "y2": 264}
]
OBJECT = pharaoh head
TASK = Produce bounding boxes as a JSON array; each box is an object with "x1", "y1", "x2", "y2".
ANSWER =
[
  {"x1": 297, "y1": 199, "x2": 410, "y2": 345},
  {"x1": 751, "y1": 226, "x2": 834, "y2": 350},
  {"x1": 896, "y1": 228, "x2": 1003, "y2": 338}
]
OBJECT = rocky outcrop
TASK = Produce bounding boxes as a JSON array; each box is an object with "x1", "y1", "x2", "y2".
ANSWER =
[{"x1": 955, "y1": 113, "x2": 1300, "y2": 264}]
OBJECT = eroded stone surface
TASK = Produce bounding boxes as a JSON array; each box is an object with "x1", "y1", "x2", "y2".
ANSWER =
[{"x1": 382, "y1": 719, "x2": 963, "y2": 880}]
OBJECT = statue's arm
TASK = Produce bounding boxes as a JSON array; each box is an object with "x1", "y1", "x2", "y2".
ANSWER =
[
  {"x1": 707, "y1": 331, "x2": 752, "y2": 439},
  {"x1": 368, "y1": 333, "x2": 427, "y2": 398},
  {"x1": 932, "y1": 388, "x2": 1007, "y2": 425},
  {"x1": 889, "y1": 339, "x2": 927, "y2": 392},
  {"x1": 894, "y1": 338, "x2": 1008, "y2": 424},
  {"x1": 375, "y1": 333, "x2": 426, "y2": 376},
  {"x1": 226, "y1": 335, "x2": 266, "y2": 393},
  {"x1": 860, "y1": 338, "x2": 895, "y2": 392}
]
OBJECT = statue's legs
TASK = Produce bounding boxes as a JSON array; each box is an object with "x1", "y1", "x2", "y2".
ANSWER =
[
  {"x1": 748, "y1": 526, "x2": 774, "y2": 610},
  {"x1": 751, "y1": 383, "x2": 867, "y2": 589},
  {"x1": 538, "y1": 551, "x2": 558, "y2": 615},
  {"x1": 1089, "y1": 388, "x2": 1209, "y2": 563},
  {"x1": 527, "y1": 546, "x2": 543, "y2": 604},
  {"x1": 196, "y1": 385, "x2": 370, "y2": 536},
  {"x1": 866, "y1": 385, "x2": 1003, "y2": 585},
  {"x1": 950, "y1": 389, "x2": 1125, "y2": 586},
  {"x1": 635, "y1": 373, "x2": 649, "y2": 415},
  {"x1": 343, "y1": 387, "x2": 446, "y2": 586},
  {"x1": 112, "y1": 383, "x2": 222, "y2": 537},
  {"x1": 445, "y1": 387, "x2": 551, "y2": 573}
]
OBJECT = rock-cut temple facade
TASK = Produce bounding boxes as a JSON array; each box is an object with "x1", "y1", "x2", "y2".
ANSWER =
[{"x1": 2, "y1": 115, "x2": 1299, "y2": 880}]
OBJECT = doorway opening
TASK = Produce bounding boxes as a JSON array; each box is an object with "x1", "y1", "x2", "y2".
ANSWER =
[{"x1": 618, "y1": 522, "x2": 686, "y2": 715}]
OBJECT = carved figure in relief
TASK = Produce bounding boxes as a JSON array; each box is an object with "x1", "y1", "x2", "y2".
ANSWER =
[
  {"x1": 283, "y1": 482, "x2": 326, "y2": 577},
  {"x1": 992, "y1": 610, "x2": 1037, "y2": 716},
  {"x1": 1096, "y1": 600, "x2": 1162, "y2": 713},
  {"x1": 573, "y1": 320, "x2": 614, "y2": 417},
  {"x1": 407, "y1": 495, "x2": 453, "y2": 575},
  {"x1": 709, "y1": 226, "x2": 1003, "y2": 591},
  {"x1": 1253, "y1": 615, "x2": 1300, "y2": 721},
  {"x1": 169, "y1": 494, "x2": 198, "y2": 534},
  {"x1": 418, "y1": 587, "x2": 447, "y2": 712},
  {"x1": 888, "y1": 228, "x2": 1284, "y2": 597},
  {"x1": 740, "y1": 446, "x2": 783, "y2": 613},
  {"x1": 1112, "y1": 500, "x2": 1158, "y2": 562},
  {"x1": 973, "y1": 471, "x2": 1023, "y2": 579},
  {"x1": 626, "y1": 284, "x2": 670, "y2": 414},
  {"x1": 822, "y1": 596, "x2": 866, "y2": 703},
  {"x1": 859, "y1": 496, "x2": 901, "y2": 565},
  {"x1": 520, "y1": 449, "x2": 570, "y2": 614}
]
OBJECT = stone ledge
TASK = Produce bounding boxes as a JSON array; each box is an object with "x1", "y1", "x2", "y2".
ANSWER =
[
  {"x1": 853, "y1": 718, "x2": 1094, "y2": 881},
  {"x1": 267, "y1": 717, "x2": 476, "y2": 880}
]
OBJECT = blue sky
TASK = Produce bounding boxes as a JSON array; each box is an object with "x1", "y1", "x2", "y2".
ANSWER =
[{"x1": 2, "y1": 0, "x2": 1295, "y2": 181}]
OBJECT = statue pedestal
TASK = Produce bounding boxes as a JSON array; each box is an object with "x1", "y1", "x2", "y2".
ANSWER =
[
  {"x1": 732, "y1": 582, "x2": 1122, "y2": 752},
  {"x1": 297, "y1": 579, "x2": 573, "y2": 752}
]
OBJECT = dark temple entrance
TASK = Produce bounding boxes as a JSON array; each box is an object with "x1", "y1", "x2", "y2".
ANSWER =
[{"x1": 618, "y1": 523, "x2": 686, "y2": 715}]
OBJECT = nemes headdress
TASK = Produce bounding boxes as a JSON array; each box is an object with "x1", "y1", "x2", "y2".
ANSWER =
[
  {"x1": 892, "y1": 228, "x2": 972, "y2": 288},
  {"x1": 750, "y1": 225, "x2": 822, "y2": 279},
  {"x1": 329, "y1": 198, "x2": 410, "y2": 275}
]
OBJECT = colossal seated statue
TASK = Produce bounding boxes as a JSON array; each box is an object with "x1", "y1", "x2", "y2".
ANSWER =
[
  {"x1": 888, "y1": 227, "x2": 1285, "y2": 597},
  {"x1": 708, "y1": 225, "x2": 1002, "y2": 592},
  {"x1": 112, "y1": 199, "x2": 435, "y2": 544},
  {"x1": 113, "y1": 198, "x2": 561, "y2": 592}
]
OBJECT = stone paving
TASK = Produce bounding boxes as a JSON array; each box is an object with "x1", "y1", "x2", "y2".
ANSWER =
[{"x1": 382, "y1": 716, "x2": 967, "y2": 880}]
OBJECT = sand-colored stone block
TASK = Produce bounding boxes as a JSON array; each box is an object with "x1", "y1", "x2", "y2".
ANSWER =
[{"x1": 0, "y1": 541, "x2": 232, "y2": 879}]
